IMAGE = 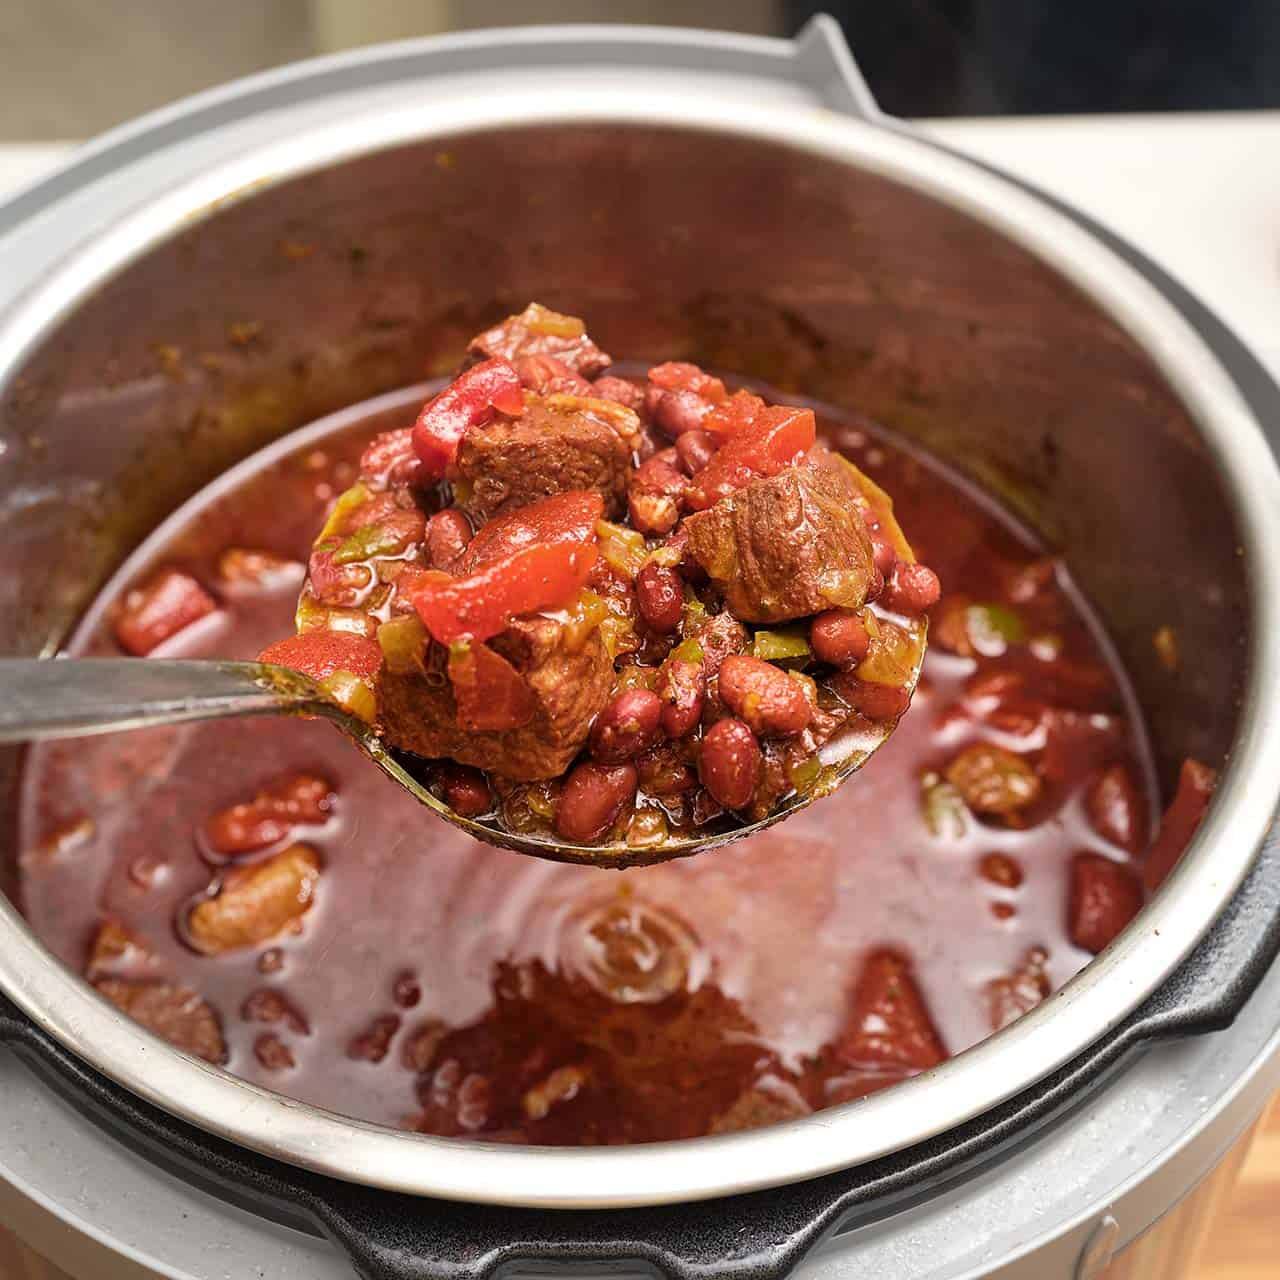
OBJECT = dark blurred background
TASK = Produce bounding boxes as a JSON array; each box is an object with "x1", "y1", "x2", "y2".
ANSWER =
[{"x1": 3, "y1": 0, "x2": 1277, "y2": 138}]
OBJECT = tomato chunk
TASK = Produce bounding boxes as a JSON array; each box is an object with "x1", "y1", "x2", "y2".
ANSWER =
[
  {"x1": 257, "y1": 631, "x2": 382, "y2": 682},
  {"x1": 115, "y1": 569, "x2": 217, "y2": 656},
  {"x1": 703, "y1": 389, "x2": 766, "y2": 439},
  {"x1": 459, "y1": 490, "x2": 604, "y2": 573},
  {"x1": 1069, "y1": 852, "x2": 1143, "y2": 953},
  {"x1": 411, "y1": 358, "x2": 525, "y2": 479},
  {"x1": 646, "y1": 361, "x2": 727, "y2": 403},
  {"x1": 447, "y1": 639, "x2": 535, "y2": 731},
  {"x1": 1142, "y1": 759, "x2": 1216, "y2": 891},
  {"x1": 411, "y1": 542, "x2": 599, "y2": 644},
  {"x1": 835, "y1": 950, "x2": 946, "y2": 1072},
  {"x1": 685, "y1": 406, "x2": 817, "y2": 511}
]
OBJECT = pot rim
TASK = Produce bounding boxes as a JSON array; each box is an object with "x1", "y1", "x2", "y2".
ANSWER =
[{"x1": 1, "y1": 86, "x2": 1279, "y2": 1210}]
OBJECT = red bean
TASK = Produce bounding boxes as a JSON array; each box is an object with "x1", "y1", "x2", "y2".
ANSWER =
[
  {"x1": 591, "y1": 375, "x2": 644, "y2": 411},
  {"x1": 699, "y1": 719, "x2": 762, "y2": 810},
  {"x1": 657, "y1": 660, "x2": 705, "y2": 738},
  {"x1": 635, "y1": 562, "x2": 684, "y2": 634},
  {"x1": 425, "y1": 508, "x2": 472, "y2": 571},
  {"x1": 883, "y1": 561, "x2": 942, "y2": 614},
  {"x1": 1068, "y1": 852, "x2": 1143, "y2": 953},
  {"x1": 831, "y1": 674, "x2": 912, "y2": 722},
  {"x1": 717, "y1": 655, "x2": 812, "y2": 737},
  {"x1": 675, "y1": 430, "x2": 718, "y2": 476},
  {"x1": 589, "y1": 690, "x2": 663, "y2": 763},
  {"x1": 860, "y1": 510, "x2": 898, "y2": 578},
  {"x1": 439, "y1": 765, "x2": 493, "y2": 817},
  {"x1": 555, "y1": 763, "x2": 638, "y2": 842},
  {"x1": 1084, "y1": 764, "x2": 1144, "y2": 853},
  {"x1": 628, "y1": 451, "x2": 687, "y2": 536},
  {"x1": 653, "y1": 388, "x2": 712, "y2": 439},
  {"x1": 810, "y1": 610, "x2": 870, "y2": 668}
]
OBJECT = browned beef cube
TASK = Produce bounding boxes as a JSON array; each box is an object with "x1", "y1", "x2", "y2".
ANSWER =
[
  {"x1": 683, "y1": 461, "x2": 875, "y2": 623},
  {"x1": 377, "y1": 616, "x2": 614, "y2": 780},
  {"x1": 94, "y1": 979, "x2": 227, "y2": 1064},
  {"x1": 468, "y1": 303, "x2": 611, "y2": 378},
  {"x1": 454, "y1": 396, "x2": 634, "y2": 521}
]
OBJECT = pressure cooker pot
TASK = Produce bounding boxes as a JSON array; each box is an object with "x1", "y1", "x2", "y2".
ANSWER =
[{"x1": 1, "y1": 19, "x2": 1279, "y2": 1280}]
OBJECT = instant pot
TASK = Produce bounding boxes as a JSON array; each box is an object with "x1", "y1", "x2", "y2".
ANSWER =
[{"x1": 2, "y1": 19, "x2": 1280, "y2": 1280}]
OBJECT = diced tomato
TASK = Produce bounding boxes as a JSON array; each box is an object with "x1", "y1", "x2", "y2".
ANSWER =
[
  {"x1": 411, "y1": 358, "x2": 525, "y2": 479},
  {"x1": 1143, "y1": 759, "x2": 1216, "y2": 891},
  {"x1": 1068, "y1": 852, "x2": 1143, "y2": 953},
  {"x1": 834, "y1": 950, "x2": 946, "y2": 1072},
  {"x1": 115, "y1": 569, "x2": 218, "y2": 656},
  {"x1": 257, "y1": 631, "x2": 382, "y2": 682},
  {"x1": 703, "y1": 389, "x2": 766, "y2": 439},
  {"x1": 459, "y1": 491, "x2": 604, "y2": 573},
  {"x1": 411, "y1": 542, "x2": 599, "y2": 645},
  {"x1": 646, "y1": 361, "x2": 727, "y2": 403},
  {"x1": 447, "y1": 639, "x2": 535, "y2": 731},
  {"x1": 685, "y1": 406, "x2": 817, "y2": 511}
]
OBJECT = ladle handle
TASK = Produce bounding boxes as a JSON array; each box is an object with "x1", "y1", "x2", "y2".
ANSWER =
[{"x1": 0, "y1": 658, "x2": 318, "y2": 742}]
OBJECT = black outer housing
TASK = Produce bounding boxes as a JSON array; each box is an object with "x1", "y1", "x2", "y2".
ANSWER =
[{"x1": 4, "y1": 84, "x2": 1280, "y2": 1280}]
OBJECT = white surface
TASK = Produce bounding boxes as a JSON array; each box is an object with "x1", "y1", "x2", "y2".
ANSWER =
[{"x1": 14, "y1": 111, "x2": 1276, "y2": 376}]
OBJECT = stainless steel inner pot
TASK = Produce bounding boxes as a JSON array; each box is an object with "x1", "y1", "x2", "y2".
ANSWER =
[{"x1": 1, "y1": 89, "x2": 1279, "y2": 1209}]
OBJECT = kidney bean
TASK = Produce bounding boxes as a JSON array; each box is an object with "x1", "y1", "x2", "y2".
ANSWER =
[
  {"x1": 115, "y1": 569, "x2": 217, "y2": 656},
  {"x1": 513, "y1": 354, "x2": 592, "y2": 396},
  {"x1": 657, "y1": 659, "x2": 706, "y2": 738},
  {"x1": 439, "y1": 764, "x2": 494, "y2": 817},
  {"x1": 717, "y1": 655, "x2": 812, "y2": 737},
  {"x1": 635, "y1": 562, "x2": 684, "y2": 634},
  {"x1": 1084, "y1": 764, "x2": 1144, "y2": 854},
  {"x1": 360, "y1": 427, "x2": 423, "y2": 488},
  {"x1": 882, "y1": 562, "x2": 942, "y2": 615},
  {"x1": 307, "y1": 545, "x2": 372, "y2": 607},
  {"x1": 555, "y1": 763, "x2": 638, "y2": 842},
  {"x1": 830, "y1": 673, "x2": 912, "y2": 722},
  {"x1": 590, "y1": 690, "x2": 662, "y2": 763},
  {"x1": 425, "y1": 507, "x2": 473, "y2": 571},
  {"x1": 653, "y1": 388, "x2": 712, "y2": 439},
  {"x1": 945, "y1": 744, "x2": 1042, "y2": 816},
  {"x1": 860, "y1": 510, "x2": 899, "y2": 579},
  {"x1": 202, "y1": 773, "x2": 335, "y2": 859},
  {"x1": 628, "y1": 451, "x2": 687, "y2": 536},
  {"x1": 699, "y1": 718, "x2": 762, "y2": 810},
  {"x1": 1068, "y1": 852, "x2": 1143, "y2": 953},
  {"x1": 810, "y1": 610, "x2": 870, "y2": 668},
  {"x1": 675, "y1": 429, "x2": 718, "y2": 476},
  {"x1": 591, "y1": 375, "x2": 644, "y2": 411}
]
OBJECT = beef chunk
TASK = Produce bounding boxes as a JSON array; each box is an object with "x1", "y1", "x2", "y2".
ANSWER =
[
  {"x1": 94, "y1": 978, "x2": 227, "y2": 1064},
  {"x1": 683, "y1": 461, "x2": 875, "y2": 624},
  {"x1": 455, "y1": 395, "x2": 634, "y2": 521},
  {"x1": 468, "y1": 303, "x2": 611, "y2": 378},
  {"x1": 378, "y1": 615, "x2": 614, "y2": 780}
]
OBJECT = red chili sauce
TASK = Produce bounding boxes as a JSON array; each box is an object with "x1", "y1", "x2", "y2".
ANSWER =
[{"x1": 14, "y1": 392, "x2": 1213, "y2": 1143}]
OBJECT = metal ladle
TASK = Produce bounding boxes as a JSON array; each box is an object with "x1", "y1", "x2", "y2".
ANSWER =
[{"x1": 0, "y1": 650, "x2": 921, "y2": 868}]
